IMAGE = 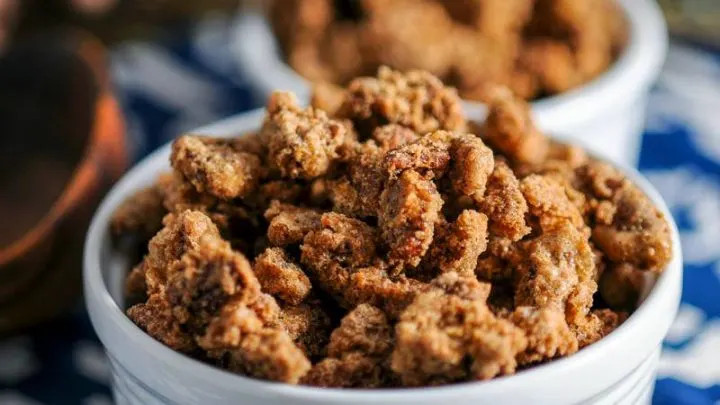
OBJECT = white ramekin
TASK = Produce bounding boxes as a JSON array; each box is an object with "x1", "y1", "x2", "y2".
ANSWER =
[
  {"x1": 84, "y1": 111, "x2": 682, "y2": 405},
  {"x1": 231, "y1": 0, "x2": 668, "y2": 166}
]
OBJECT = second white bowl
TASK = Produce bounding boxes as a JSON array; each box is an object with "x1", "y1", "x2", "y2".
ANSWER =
[{"x1": 232, "y1": 0, "x2": 668, "y2": 166}]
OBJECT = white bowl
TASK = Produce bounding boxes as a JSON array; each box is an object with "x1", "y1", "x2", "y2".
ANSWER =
[
  {"x1": 84, "y1": 111, "x2": 682, "y2": 405},
  {"x1": 231, "y1": 0, "x2": 668, "y2": 167}
]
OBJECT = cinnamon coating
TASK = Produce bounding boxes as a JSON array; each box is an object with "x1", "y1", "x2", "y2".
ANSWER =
[
  {"x1": 510, "y1": 306, "x2": 578, "y2": 365},
  {"x1": 115, "y1": 67, "x2": 670, "y2": 388}
]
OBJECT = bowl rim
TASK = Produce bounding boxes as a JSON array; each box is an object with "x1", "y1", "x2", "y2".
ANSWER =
[
  {"x1": 84, "y1": 108, "x2": 682, "y2": 402},
  {"x1": 231, "y1": 0, "x2": 668, "y2": 130}
]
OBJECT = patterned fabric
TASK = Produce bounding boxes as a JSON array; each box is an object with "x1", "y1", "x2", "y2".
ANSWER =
[{"x1": 0, "y1": 15, "x2": 718, "y2": 404}]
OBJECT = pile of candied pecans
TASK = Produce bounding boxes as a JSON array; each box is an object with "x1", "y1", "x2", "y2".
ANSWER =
[
  {"x1": 270, "y1": 0, "x2": 628, "y2": 101},
  {"x1": 111, "y1": 67, "x2": 671, "y2": 388}
]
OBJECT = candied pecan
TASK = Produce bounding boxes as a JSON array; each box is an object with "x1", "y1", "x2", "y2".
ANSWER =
[
  {"x1": 576, "y1": 159, "x2": 625, "y2": 199},
  {"x1": 372, "y1": 124, "x2": 420, "y2": 152},
  {"x1": 157, "y1": 172, "x2": 217, "y2": 213},
  {"x1": 344, "y1": 266, "x2": 427, "y2": 318},
  {"x1": 442, "y1": 0, "x2": 534, "y2": 40},
  {"x1": 198, "y1": 297, "x2": 310, "y2": 383},
  {"x1": 279, "y1": 300, "x2": 332, "y2": 358},
  {"x1": 143, "y1": 210, "x2": 221, "y2": 294},
  {"x1": 510, "y1": 306, "x2": 578, "y2": 365},
  {"x1": 431, "y1": 270, "x2": 492, "y2": 302},
  {"x1": 310, "y1": 82, "x2": 346, "y2": 117},
  {"x1": 520, "y1": 39, "x2": 582, "y2": 94},
  {"x1": 480, "y1": 160, "x2": 531, "y2": 241},
  {"x1": 254, "y1": 247, "x2": 312, "y2": 305},
  {"x1": 127, "y1": 293, "x2": 197, "y2": 353},
  {"x1": 252, "y1": 180, "x2": 305, "y2": 208},
  {"x1": 125, "y1": 263, "x2": 148, "y2": 305},
  {"x1": 449, "y1": 134, "x2": 495, "y2": 203},
  {"x1": 592, "y1": 182, "x2": 673, "y2": 272},
  {"x1": 379, "y1": 170, "x2": 443, "y2": 268},
  {"x1": 450, "y1": 26, "x2": 519, "y2": 103},
  {"x1": 302, "y1": 353, "x2": 387, "y2": 388},
  {"x1": 514, "y1": 221, "x2": 598, "y2": 329},
  {"x1": 220, "y1": 327, "x2": 311, "y2": 383},
  {"x1": 329, "y1": 142, "x2": 386, "y2": 217},
  {"x1": 327, "y1": 304, "x2": 393, "y2": 358},
  {"x1": 360, "y1": 1, "x2": 455, "y2": 78},
  {"x1": 171, "y1": 135, "x2": 264, "y2": 199},
  {"x1": 481, "y1": 88, "x2": 549, "y2": 165},
  {"x1": 339, "y1": 66, "x2": 465, "y2": 135},
  {"x1": 521, "y1": 174, "x2": 586, "y2": 233},
  {"x1": 383, "y1": 131, "x2": 452, "y2": 180},
  {"x1": 424, "y1": 210, "x2": 489, "y2": 277},
  {"x1": 264, "y1": 201, "x2": 322, "y2": 246},
  {"x1": 165, "y1": 237, "x2": 261, "y2": 334},
  {"x1": 303, "y1": 304, "x2": 393, "y2": 388},
  {"x1": 261, "y1": 92, "x2": 347, "y2": 179},
  {"x1": 392, "y1": 273, "x2": 526, "y2": 386},
  {"x1": 599, "y1": 263, "x2": 648, "y2": 311},
  {"x1": 300, "y1": 212, "x2": 378, "y2": 299}
]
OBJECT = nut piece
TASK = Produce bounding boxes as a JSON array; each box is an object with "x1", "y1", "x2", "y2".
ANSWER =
[
  {"x1": 480, "y1": 160, "x2": 531, "y2": 241},
  {"x1": 262, "y1": 91, "x2": 347, "y2": 179},
  {"x1": 254, "y1": 247, "x2": 312, "y2": 305},
  {"x1": 379, "y1": 170, "x2": 443, "y2": 269},
  {"x1": 340, "y1": 66, "x2": 466, "y2": 135},
  {"x1": 303, "y1": 304, "x2": 393, "y2": 388},
  {"x1": 392, "y1": 272, "x2": 526, "y2": 386},
  {"x1": 482, "y1": 87, "x2": 548, "y2": 165},
  {"x1": 264, "y1": 201, "x2": 322, "y2": 246},
  {"x1": 449, "y1": 134, "x2": 495, "y2": 203},
  {"x1": 171, "y1": 135, "x2": 264, "y2": 199}
]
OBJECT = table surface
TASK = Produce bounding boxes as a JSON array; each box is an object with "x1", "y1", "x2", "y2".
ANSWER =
[{"x1": 1, "y1": 15, "x2": 719, "y2": 405}]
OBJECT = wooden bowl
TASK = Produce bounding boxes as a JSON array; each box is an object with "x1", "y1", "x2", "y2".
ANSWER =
[{"x1": 0, "y1": 29, "x2": 127, "y2": 335}]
